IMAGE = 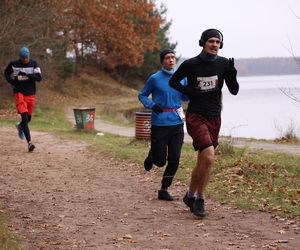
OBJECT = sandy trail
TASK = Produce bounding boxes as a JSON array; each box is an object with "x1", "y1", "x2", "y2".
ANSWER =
[{"x1": 0, "y1": 127, "x2": 299, "y2": 250}]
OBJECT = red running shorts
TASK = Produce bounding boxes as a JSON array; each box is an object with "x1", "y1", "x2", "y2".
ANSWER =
[
  {"x1": 15, "y1": 93, "x2": 36, "y2": 115},
  {"x1": 186, "y1": 112, "x2": 221, "y2": 151}
]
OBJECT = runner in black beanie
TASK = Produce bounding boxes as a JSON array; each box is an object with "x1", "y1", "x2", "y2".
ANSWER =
[
  {"x1": 160, "y1": 48, "x2": 175, "y2": 63},
  {"x1": 169, "y1": 28, "x2": 238, "y2": 218},
  {"x1": 200, "y1": 29, "x2": 222, "y2": 47}
]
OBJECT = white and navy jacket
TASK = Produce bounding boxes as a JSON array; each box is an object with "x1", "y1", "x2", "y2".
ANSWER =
[{"x1": 4, "y1": 59, "x2": 42, "y2": 95}]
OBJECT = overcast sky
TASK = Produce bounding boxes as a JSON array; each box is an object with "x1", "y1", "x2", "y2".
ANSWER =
[{"x1": 155, "y1": 0, "x2": 300, "y2": 59}]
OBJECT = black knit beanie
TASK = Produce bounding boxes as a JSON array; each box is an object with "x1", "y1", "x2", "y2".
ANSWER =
[
  {"x1": 160, "y1": 48, "x2": 175, "y2": 63},
  {"x1": 200, "y1": 29, "x2": 222, "y2": 46}
]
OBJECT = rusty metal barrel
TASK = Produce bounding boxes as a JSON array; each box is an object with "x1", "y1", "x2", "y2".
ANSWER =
[{"x1": 135, "y1": 111, "x2": 152, "y2": 140}]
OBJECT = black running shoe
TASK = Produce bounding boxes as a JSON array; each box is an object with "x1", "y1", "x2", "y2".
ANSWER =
[
  {"x1": 144, "y1": 155, "x2": 153, "y2": 171},
  {"x1": 183, "y1": 192, "x2": 195, "y2": 212},
  {"x1": 193, "y1": 198, "x2": 206, "y2": 218},
  {"x1": 28, "y1": 143, "x2": 35, "y2": 152},
  {"x1": 158, "y1": 189, "x2": 174, "y2": 201},
  {"x1": 16, "y1": 123, "x2": 24, "y2": 140}
]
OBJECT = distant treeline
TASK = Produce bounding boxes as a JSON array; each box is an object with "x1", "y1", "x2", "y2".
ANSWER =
[{"x1": 235, "y1": 57, "x2": 300, "y2": 76}]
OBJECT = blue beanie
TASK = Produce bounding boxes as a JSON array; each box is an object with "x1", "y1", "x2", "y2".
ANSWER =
[{"x1": 19, "y1": 47, "x2": 30, "y2": 58}]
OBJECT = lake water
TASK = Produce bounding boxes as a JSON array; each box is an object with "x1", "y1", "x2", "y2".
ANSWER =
[{"x1": 221, "y1": 74, "x2": 300, "y2": 139}]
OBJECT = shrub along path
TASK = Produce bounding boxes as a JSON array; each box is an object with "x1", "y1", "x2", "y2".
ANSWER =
[{"x1": 0, "y1": 126, "x2": 299, "y2": 249}]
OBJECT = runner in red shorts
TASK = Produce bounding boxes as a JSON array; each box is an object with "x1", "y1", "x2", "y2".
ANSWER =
[
  {"x1": 169, "y1": 29, "x2": 239, "y2": 218},
  {"x1": 4, "y1": 47, "x2": 42, "y2": 152}
]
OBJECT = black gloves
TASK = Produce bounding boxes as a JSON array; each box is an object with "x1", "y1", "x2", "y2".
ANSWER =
[
  {"x1": 16, "y1": 71, "x2": 30, "y2": 81},
  {"x1": 27, "y1": 74, "x2": 34, "y2": 80},
  {"x1": 226, "y1": 58, "x2": 237, "y2": 82},
  {"x1": 225, "y1": 58, "x2": 239, "y2": 95},
  {"x1": 152, "y1": 104, "x2": 163, "y2": 114},
  {"x1": 18, "y1": 71, "x2": 27, "y2": 76}
]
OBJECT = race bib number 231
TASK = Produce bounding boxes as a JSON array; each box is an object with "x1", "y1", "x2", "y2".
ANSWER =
[{"x1": 197, "y1": 75, "x2": 218, "y2": 92}]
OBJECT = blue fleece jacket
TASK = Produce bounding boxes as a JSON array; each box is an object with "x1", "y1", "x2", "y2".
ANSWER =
[{"x1": 138, "y1": 68, "x2": 188, "y2": 126}]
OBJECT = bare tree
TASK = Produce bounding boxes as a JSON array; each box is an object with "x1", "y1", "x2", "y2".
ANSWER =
[
  {"x1": 280, "y1": 83, "x2": 300, "y2": 103},
  {"x1": 280, "y1": 7, "x2": 300, "y2": 103},
  {"x1": 0, "y1": 0, "x2": 69, "y2": 81}
]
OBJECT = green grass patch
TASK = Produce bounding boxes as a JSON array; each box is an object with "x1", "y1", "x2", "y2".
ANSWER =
[
  {"x1": 95, "y1": 99, "x2": 143, "y2": 127},
  {"x1": 0, "y1": 210, "x2": 23, "y2": 250},
  {"x1": 208, "y1": 142, "x2": 300, "y2": 218},
  {"x1": 30, "y1": 106, "x2": 71, "y2": 132},
  {"x1": 0, "y1": 105, "x2": 70, "y2": 133}
]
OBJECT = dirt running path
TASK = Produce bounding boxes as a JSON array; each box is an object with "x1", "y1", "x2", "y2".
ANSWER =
[{"x1": 0, "y1": 127, "x2": 299, "y2": 250}]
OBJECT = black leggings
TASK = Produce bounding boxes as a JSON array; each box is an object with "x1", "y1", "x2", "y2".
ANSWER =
[
  {"x1": 150, "y1": 124, "x2": 184, "y2": 189},
  {"x1": 20, "y1": 112, "x2": 32, "y2": 142}
]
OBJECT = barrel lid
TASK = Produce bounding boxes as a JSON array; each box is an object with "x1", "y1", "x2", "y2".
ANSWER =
[
  {"x1": 135, "y1": 111, "x2": 152, "y2": 115},
  {"x1": 73, "y1": 107, "x2": 96, "y2": 111}
]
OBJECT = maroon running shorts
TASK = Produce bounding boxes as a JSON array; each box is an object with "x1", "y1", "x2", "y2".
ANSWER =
[{"x1": 186, "y1": 112, "x2": 221, "y2": 151}]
